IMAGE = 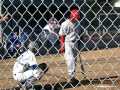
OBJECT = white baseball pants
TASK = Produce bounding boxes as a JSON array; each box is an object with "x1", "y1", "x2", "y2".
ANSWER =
[{"x1": 64, "y1": 41, "x2": 78, "y2": 79}]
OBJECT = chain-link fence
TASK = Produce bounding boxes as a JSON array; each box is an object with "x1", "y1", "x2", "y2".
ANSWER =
[
  {"x1": 1, "y1": 0, "x2": 120, "y2": 57},
  {"x1": 0, "y1": 0, "x2": 120, "y2": 90}
]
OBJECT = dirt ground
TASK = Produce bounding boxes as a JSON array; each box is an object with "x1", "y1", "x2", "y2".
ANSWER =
[{"x1": 1, "y1": 48, "x2": 120, "y2": 90}]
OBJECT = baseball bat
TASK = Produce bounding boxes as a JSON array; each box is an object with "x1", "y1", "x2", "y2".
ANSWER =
[{"x1": 78, "y1": 52, "x2": 86, "y2": 79}]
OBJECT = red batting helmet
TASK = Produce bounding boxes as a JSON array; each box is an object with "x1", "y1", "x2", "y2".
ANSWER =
[{"x1": 70, "y1": 9, "x2": 80, "y2": 21}]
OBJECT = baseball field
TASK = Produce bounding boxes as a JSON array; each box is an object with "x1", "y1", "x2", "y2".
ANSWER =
[{"x1": 0, "y1": 48, "x2": 120, "y2": 90}]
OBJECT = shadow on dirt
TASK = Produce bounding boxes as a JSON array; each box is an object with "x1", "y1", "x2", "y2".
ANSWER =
[{"x1": 14, "y1": 76, "x2": 118, "y2": 90}]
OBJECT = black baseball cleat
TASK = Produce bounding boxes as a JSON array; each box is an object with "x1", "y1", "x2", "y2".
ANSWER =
[
  {"x1": 38, "y1": 63, "x2": 49, "y2": 74},
  {"x1": 15, "y1": 81, "x2": 26, "y2": 90},
  {"x1": 70, "y1": 77, "x2": 79, "y2": 82},
  {"x1": 68, "y1": 77, "x2": 79, "y2": 87}
]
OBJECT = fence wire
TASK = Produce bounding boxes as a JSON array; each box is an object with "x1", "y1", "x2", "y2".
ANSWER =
[{"x1": 0, "y1": 0, "x2": 120, "y2": 90}]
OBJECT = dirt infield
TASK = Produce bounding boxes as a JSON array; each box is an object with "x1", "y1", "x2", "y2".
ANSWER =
[{"x1": 0, "y1": 48, "x2": 120, "y2": 90}]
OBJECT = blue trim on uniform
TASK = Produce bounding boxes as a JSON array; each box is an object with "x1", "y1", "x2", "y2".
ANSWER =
[{"x1": 30, "y1": 64, "x2": 38, "y2": 70}]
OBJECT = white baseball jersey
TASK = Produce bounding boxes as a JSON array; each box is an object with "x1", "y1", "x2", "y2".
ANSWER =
[
  {"x1": 43, "y1": 24, "x2": 58, "y2": 44},
  {"x1": 43, "y1": 24, "x2": 54, "y2": 34},
  {"x1": 59, "y1": 19, "x2": 78, "y2": 42},
  {"x1": 59, "y1": 19, "x2": 79, "y2": 79},
  {"x1": 13, "y1": 49, "x2": 38, "y2": 81},
  {"x1": 13, "y1": 49, "x2": 37, "y2": 73}
]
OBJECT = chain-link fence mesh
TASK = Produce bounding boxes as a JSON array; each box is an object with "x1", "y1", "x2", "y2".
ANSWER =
[{"x1": 0, "y1": 0, "x2": 120, "y2": 90}]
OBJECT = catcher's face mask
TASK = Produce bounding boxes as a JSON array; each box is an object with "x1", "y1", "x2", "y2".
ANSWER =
[
  {"x1": 28, "y1": 42, "x2": 38, "y2": 53},
  {"x1": 18, "y1": 47, "x2": 26, "y2": 56},
  {"x1": 49, "y1": 18, "x2": 60, "y2": 30}
]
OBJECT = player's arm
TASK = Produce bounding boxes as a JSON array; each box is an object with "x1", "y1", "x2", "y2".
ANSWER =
[
  {"x1": 28, "y1": 52, "x2": 38, "y2": 70},
  {"x1": 59, "y1": 23, "x2": 66, "y2": 53},
  {"x1": 24, "y1": 63, "x2": 38, "y2": 71},
  {"x1": 59, "y1": 35, "x2": 65, "y2": 53}
]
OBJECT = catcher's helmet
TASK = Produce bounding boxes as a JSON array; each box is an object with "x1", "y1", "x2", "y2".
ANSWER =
[
  {"x1": 48, "y1": 17, "x2": 60, "y2": 30},
  {"x1": 28, "y1": 42, "x2": 39, "y2": 52},
  {"x1": 18, "y1": 46, "x2": 26, "y2": 55}
]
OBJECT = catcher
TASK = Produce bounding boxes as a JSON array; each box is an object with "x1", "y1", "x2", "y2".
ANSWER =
[{"x1": 13, "y1": 42, "x2": 48, "y2": 90}]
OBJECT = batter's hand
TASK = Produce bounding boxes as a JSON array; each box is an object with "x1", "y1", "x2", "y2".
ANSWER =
[
  {"x1": 59, "y1": 46, "x2": 64, "y2": 53},
  {"x1": 59, "y1": 35, "x2": 65, "y2": 53}
]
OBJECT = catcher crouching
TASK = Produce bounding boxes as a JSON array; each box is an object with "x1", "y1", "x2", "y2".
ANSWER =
[{"x1": 13, "y1": 42, "x2": 48, "y2": 90}]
